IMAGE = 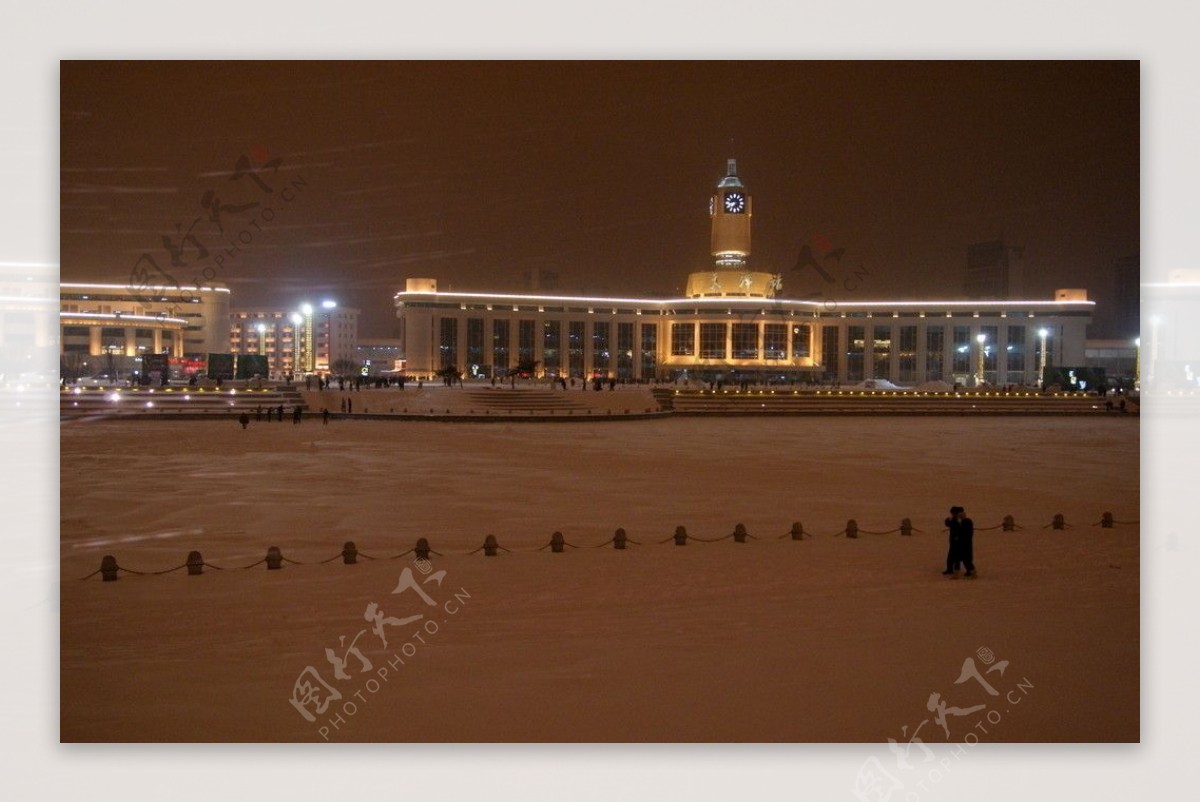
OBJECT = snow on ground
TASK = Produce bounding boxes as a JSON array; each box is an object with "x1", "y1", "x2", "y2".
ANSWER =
[{"x1": 60, "y1": 414, "x2": 1139, "y2": 742}]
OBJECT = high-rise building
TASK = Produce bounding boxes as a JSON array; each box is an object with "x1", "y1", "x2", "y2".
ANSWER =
[
  {"x1": 1112, "y1": 254, "x2": 1139, "y2": 339},
  {"x1": 965, "y1": 241, "x2": 1024, "y2": 299}
]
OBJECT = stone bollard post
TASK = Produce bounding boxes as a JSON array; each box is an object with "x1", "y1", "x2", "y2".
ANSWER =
[
  {"x1": 484, "y1": 534, "x2": 500, "y2": 557},
  {"x1": 266, "y1": 546, "x2": 283, "y2": 570},
  {"x1": 342, "y1": 541, "x2": 358, "y2": 565},
  {"x1": 550, "y1": 531, "x2": 566, "y2": 553},
  {"x1": 1101, "y1": 512, "x2": 1114, "y2": 528},
  {"x1": 613, "y1": 528, "x2": 628, "y2": 550},
  {"x1": 100, "y1": 554, "x2": 119, "y2": 582},
  {"x1": 900, "y1": 518, "x2": 914, "y2": 536},
  {"x1": 415, "y1": 537, "x2": 431, "y2": 561},
  {"x1": 732, "y1": 523, "x2": 749, "y2": 543},
  {"x1": 186, "y1": 550, "x2": 204, "y2": 575},
  {"x1": 1052, "y1": 514, "x2": 1066, "y2": 530},
  {"x1": 673, "y1": 526, "x2": 688, "y2": 546},
  {"x1": 789, "y1": 522, "x2": 805, "y2": 540},
  {"x1": 845, "y1": 519, "x2": 859, "y2": 539},
  {"x1": 1002, "y1": 515, "x2": 1017, "y2": 532}
]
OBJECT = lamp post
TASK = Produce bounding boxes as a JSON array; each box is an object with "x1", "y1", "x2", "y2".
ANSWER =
[
  {"x1": 290, "y1": 312, "x2": 303, "y2": 377},
  {"x1": 255, "y1": 322, "x2": 268, "y2": 379},
  {"x1": 1038, "y1": 328, "x2": 1050, "y2": 389},
  {"x1": 975, "y1": 333, "x2": 987, "y2": 387}
]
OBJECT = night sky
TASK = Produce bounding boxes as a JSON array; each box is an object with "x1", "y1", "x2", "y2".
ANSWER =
[{"x1": 60, "y1": 61, "x2": 1139, "y2": 336}]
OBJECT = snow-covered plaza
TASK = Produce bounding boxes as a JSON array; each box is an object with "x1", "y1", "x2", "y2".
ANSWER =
[{"x1": 60, "y1": 414, "x2": 1138, "y2": 742}]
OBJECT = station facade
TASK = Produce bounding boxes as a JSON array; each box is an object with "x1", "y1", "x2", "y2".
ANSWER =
[{"x1": 396, "y1": 161, "x2": 1092, "y2": 386}]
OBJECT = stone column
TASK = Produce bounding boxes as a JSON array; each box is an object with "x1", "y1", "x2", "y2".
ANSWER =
[
  {"x1": 889, "y1": 323, "x2": 902, "y2": 384},
  {"x1": 583, "y1": 320, "x2": 593, "y2": 379},
  {"x1": 915, "y1": 322, "x2": 927, "y2": 383}
]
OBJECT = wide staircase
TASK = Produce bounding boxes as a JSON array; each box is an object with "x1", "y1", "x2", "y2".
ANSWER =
[
  {"x1": 462, "y1": 389, "x2": 588, "y2": 413},
  {"x1": 657, "y1": 388, "x2": 1132, "y2": 416},
  {"x1": 61, "y1": 384, "x2": 308, "y2": 419},
  {"x1": 451, "y1": 387, "x2": 661, "y2": 417},
  {"x1": 63, "y1": 382, "x2": 1137, "y2": 419}
]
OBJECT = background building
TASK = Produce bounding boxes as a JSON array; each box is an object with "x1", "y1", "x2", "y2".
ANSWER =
[
  {"x1": 965, "y1": 240, "x2": 1025, "y2": 299},
  {"x1": 1084, "y1": 339, "x2": 1139, "y2": 383},
  {"x1": 355, "y1": 338, "x2": 405, "y2": 375},
  {"x1": 229, "y1": 303, "x2": 359, "y2": 376},
  {"x1": 1111, "y1": 254, "x2": 1140, "y2": 340},
  {"x1": 60, "y1": 282, "x2": 231, "y2": 355},
  {"x1": 59, "y1": 282, "x2": 229, "y2": 379}
]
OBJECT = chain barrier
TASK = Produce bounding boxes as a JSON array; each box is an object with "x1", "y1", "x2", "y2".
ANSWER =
[{"x1": 76, "y1": 511, "x2": 1138, "y2": 580}]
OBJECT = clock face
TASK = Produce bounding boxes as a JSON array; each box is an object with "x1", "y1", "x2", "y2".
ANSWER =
[{"x1": 724, "y1": 191, "x2": 746, "y2": 214}]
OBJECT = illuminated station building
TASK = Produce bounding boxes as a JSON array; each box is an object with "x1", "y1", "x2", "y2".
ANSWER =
[{"x1": 400, "y1": 159, "x2": 1093, "y2": 386}]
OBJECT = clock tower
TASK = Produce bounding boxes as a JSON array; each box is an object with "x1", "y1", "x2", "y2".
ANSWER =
[
  {"x1": 686, "y1": 158, "x2": 777, "y2": 298},
  {"x1": 710, "y1": 158, "x2": 751, "y2": 268}
]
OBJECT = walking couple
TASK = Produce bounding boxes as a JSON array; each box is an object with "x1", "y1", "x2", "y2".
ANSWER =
[{"x1": 943, "y1": 505, "x2": 976, "y2": 578}]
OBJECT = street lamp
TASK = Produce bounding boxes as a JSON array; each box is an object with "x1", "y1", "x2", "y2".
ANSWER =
[
  {"x1": 255, "y1": 322, "x2": 268, "y2": 379},
  {"x1": 975, "y1": 333, "x2": 987, "y2": 387},
  {"x1": 1038, "y1": 328, "x2": 1050, "y2": 388}
]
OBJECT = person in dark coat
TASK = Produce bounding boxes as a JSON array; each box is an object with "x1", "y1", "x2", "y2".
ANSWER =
[
  {"x1": 322, "y1": 407, "x2": 330, "y2": 425},
  {"x1": 943, "y1": 505, "x2": 976, "y2": 577},
  {"x1": 238, "y1": 412, "x2": 250, "y2": 430}
]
